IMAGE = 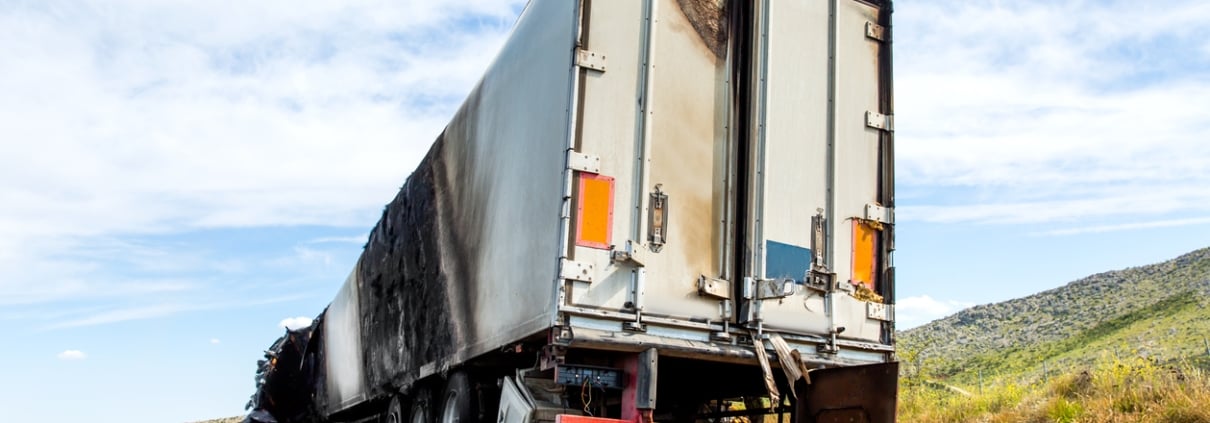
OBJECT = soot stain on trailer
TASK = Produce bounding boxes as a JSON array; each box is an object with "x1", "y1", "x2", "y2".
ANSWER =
[
  {"x1": 355, "y1": 79, "x2": 493, "y2": 397},
  {"x1": 675, "y1": 0, "x2": 728, "y2": 59},
  {"x1": 435, "y1": 85, "x2": 488, "y2": 361},
  {"x1": 358, "y1": 133, "x2": 469, "y2": 396}
]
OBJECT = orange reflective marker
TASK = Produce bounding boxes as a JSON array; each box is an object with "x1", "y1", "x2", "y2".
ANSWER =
[
  {"x1": 851, "y1": 220, "x2": 878, "y2": 290},
  {"x1": 575, "y1": 173, "x2": 614, "y2": 250}
]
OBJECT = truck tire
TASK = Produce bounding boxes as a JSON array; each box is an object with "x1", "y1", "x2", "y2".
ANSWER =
[
  {"x1": 440, "y1": 372, "x2": 477, "y2": 423},
  {"x1": 384, "y1": 396, "x2": 404, "y2": 423},
  {"x1": 411, "y1": 387, "x2": 434, "y2": 423}
]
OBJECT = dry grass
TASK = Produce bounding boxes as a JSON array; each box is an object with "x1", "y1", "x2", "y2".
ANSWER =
[
  {"x1": 900, "y1": 354, "x2": 1210, "y2": 422},
  {"x1": 188, "y1": 417, "x2": 243, "y2": 423}
]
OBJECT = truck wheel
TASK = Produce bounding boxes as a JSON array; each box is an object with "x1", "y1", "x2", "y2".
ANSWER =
[
  {"x1": 384, "y1": 396, "x2": 404, "y2": 423},
  {"x1": 440, "y1": 372, "x2": 477, "y2": 423},
  {"x1": 411, "y1": 387, "x2": 434, "y2": 423}
]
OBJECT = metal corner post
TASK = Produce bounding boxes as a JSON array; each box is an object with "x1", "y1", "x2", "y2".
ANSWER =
[{"x1": 554, "y1": 0, "x2": 588, "y2": 321}]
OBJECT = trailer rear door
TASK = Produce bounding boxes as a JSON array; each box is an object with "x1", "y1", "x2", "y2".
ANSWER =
[
  {"x1": 749, "y1": 0, "x2": 893, "y2": 343},
  {"x1": 562, "y1": 0, "x2": 892, "y2": 345},
  {"x1": 564, "y1": 0, "x2": 732, "y2": 327}
]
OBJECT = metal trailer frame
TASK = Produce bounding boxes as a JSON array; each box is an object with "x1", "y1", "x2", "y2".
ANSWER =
[{"x1": 267, "y1": 0, "x2": 898, "y2": 421}]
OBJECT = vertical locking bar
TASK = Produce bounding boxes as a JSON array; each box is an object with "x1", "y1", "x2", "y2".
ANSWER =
[{"x1": 647, "y1": 185, "x2": 668, "y2": 252}]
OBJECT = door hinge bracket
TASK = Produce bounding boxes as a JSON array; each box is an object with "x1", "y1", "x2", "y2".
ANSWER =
[
  {"x1": 567, "y1": 150, "x2": 601, "y2": 173},
  {"x1": 864, "y1": 203, "x2": 894, "y2": 225},
  {"x1": 867, "y1": 302, "x2": 893, "y2": 322},
  {"x1": 698, "y1": 275, "x2": 731, "y2": 300},
  {"x1": 575, "y1": 48, "x2": 607, "y2": 72},
  {"x1": 865, "y1": 22, "x2": 887, "y2": 42},
  {"x1": 865, "y1": 111, "x2": 894, "y2": 132},
  {"x1": 560, "y1": 258, "x2": 595, "y2": 283},
  {"x1": 610, "y1": 240, "x2": 648, "y2": 266}
]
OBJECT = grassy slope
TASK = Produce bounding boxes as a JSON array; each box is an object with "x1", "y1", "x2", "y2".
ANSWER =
[
  {"x1": 900, "y1": 354, "x2": 1210, "y2": 423},
  {"x1": 899, "y1": 247, "x2": 1210, "y2": 385},
  {"x1": 898, "y1": 247, "x2": 1210, "y2": 422}
]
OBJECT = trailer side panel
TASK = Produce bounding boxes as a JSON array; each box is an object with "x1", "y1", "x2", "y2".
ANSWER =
[{"x1": 347, "y1": 0, "x2": 578, "y2": 411}]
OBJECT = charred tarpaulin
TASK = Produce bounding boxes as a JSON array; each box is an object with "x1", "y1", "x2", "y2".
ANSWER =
[
  {"x1": 356, "y1": 131, "x2": 478, "y2": 398},
  {"x1": 249, "y1": 131, "x2": 484, "y2": 422},
  {"x1": 676, "y1": 0, "x2": 728, "y2": 59},
  {"x1": 247, "y1": 326, "x2": 317, "y2": 423}
]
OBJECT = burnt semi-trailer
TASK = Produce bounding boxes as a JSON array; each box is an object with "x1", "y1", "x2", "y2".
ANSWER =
[{"x1": 247, "y1": 0, "x2": 899, "y2": 422}]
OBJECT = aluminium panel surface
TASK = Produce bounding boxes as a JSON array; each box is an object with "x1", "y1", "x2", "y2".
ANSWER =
[
  {"x1": 422, "y1": 0, "x2": 576, "y2": 356},
  {"x1": 828, "y1": 0, "x2": 886, "y2": 342},
  {"x1": 352, "y1": 0, "x2": 577, "y2": 403},
  {"x1": 569, "y1": 0, "x2": 734, "y2": 326},
  {"x1": 566, "y1": 0, "x2": 892, "y2": 347},
  {"x1": 566, "y1": 0, "x2": 646, "y2": 310},
  {"x1": 749, "y1": 0, "x2": 889, "y2": 343},
  {"x1": 753, "y1": 0, "x2": 832, "y2": 337},
  {"x1": 323, "y1": 271, "x2": 367, "y2": 413},
  {"x1": 631, "y1": 0, "x2": 732, "y2": 322}
]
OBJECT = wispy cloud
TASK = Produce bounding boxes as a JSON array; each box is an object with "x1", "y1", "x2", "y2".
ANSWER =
[
  {"x1": 896, "y1": 295, "x2": 974, "y2": 330},
  {"x1": 293, "y1": 246, "x2": 334, "y2": 267},
  {"x1": 306, "y1": 235, "x2": 368, "y2": 245},
  {"x1": 41, "y1": 295, "x2": 308, "y2": 330},
  {"x1": 0, "y1": 1, "x2": 524, "y2": 238},
  {"x1": 57, "y1": 350, "x2": 87, "y2": 361},
  {"x1": 896, "y1": 0, "x2": 1210, "y2": 227},
  {"x1": 279, "y1": 316, "x2": 314, "y2": 330},
  {"x1": 0, "y1": 0, "x2": 524, "y2": 311},
  {"x1": 1033, "y1": 216, "x2": 1210, "y2": 237}
]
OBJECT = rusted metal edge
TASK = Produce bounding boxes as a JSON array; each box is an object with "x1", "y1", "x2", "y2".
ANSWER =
[{"x1": 560, "y1": 317, "x2": 892, "y2": 371}]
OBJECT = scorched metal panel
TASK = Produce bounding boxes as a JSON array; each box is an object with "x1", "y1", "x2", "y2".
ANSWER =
[{"x1": 346, "y1": 0, "x2": 577, "y2": 409}]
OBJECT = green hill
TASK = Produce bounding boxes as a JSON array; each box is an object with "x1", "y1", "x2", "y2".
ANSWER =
[{"x1": 899, "y1": 247, "x2": 1210, "y2": 384}]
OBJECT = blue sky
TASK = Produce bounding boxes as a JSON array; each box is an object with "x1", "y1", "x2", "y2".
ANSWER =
[{"x1": 0, "y1": 0, "x2": 1207, "y2": 421}]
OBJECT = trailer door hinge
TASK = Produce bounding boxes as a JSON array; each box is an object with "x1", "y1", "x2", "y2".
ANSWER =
[
  {"x1": 611, "y1": 240, "x2": 647, "y2": 266},
  {"x1": 864, "y1": 203, "x2": 894, "y2": 225},
  {"x1": 567, "y1": 150, "x2": 601, "y2": 173},
  {"x1": 865, "y1": 22, "x2": 887, "y2": 42},
  {"x1": 560, "y1": 258, "x2": 595, "y2": 283},
  {"x1": 575, "y1": 48, "x2": 607, "y2": 72},
  {"x1": 867, "y1": 302, "x2": 893, "y2": 322},
  {"x1": 865, "y1": 111, "x2": 894, "y2": 132},
  {"x1": 697, "y1": 275, "x2": 731, "y2": 300}
]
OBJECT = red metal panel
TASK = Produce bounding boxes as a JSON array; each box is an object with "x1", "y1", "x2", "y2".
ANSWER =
[{"x1": 556, "y1": 415, "x2": 631, "y2": 423}]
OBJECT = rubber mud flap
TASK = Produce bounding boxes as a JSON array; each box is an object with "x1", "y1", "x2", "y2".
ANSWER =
[{"x1": 796, "y1": 362, "x2": 898, "y2": 423}]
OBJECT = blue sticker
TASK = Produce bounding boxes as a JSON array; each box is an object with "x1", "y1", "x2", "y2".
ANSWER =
[{"x1": 765, "y1": 240, "x2": 812, "y2": 284}]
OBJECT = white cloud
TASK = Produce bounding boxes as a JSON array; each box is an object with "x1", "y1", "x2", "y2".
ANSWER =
[
  {"x1": 57, "y1": 350, "x2": 87, "y2": 360},
  {"x1": 0, "y1": 1, "x2": 524, "y2": 308},
  {"x1": 1034, "y1": 216, "x2": 1210, "y2": 236},
  {"x1": 210, "y1": 338, "x2": 221, "y2": 345},
  {"x1": 0, "y1": 1, "x2": 523, "y2": 238},
  {"x1": 293, "y1": 246, "x2": 334, "y2": 267},
  {"x1": 306, "y1": 236, "x2": 368, "y2": 245},
  {"x1": 896, "y1": 295, "x2": 973, "y2": 330},
  {"x1": 46, "y1": 304, "x2": 193, "y2": 330},
  {"x1": 280, "y1": 316, "x2": 314, "y2": 330},
  {"x1": 896, "y1": 0, "x2": 1210, "y2": 226},
  {"x1": 41, "y1": 295, "x2": 308, "y2": 330}
]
